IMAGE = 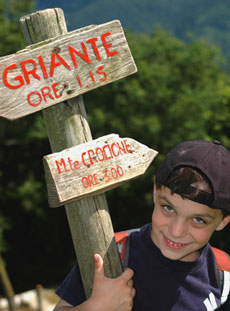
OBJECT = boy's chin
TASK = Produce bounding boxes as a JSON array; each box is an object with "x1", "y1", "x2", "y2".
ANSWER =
[{"x1": 160, "y1": 247, "x2": 200, "y2": 262}]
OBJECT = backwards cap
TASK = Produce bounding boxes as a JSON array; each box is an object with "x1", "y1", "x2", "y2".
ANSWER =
[{"x1": 155, "y1": 140, "x2": 230, "y2": 211}]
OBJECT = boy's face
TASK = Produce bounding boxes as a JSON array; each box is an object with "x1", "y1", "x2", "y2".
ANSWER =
[{"x1": 151, "y1": 185, "x2": 230, "y2": 262}]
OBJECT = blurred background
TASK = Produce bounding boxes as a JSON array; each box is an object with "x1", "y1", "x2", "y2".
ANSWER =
[{"x1": 0, "y1": 0, "x2": 230, "y2": 303}]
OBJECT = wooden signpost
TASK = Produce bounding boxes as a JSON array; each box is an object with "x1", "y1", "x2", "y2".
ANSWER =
[
  {"x1": 43, "y1": 134, "x2": 158, "y2": 207},
  {"x1": 0, "y1": 8, "x2": 158, "y2": 299}
]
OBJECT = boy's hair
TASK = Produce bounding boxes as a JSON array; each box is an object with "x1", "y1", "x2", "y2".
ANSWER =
[
  {"x1": 155, "y1": 167, "x2": 230, "y2": 217},
  {"x1": 155, "y1": 140, "x2": 230, "y2": 214}
]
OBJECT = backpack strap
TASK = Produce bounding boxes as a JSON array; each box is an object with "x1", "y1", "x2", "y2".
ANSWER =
[
  {"x1": 114, "y1": 231, "x2": 129, "y2": 264},
  {"x1": 115, "y1": 228, "x2": 140, "y2": 269},
  {"x1": 211, "y1": 247, "x2": 230, "y2": 272},
  {"x1": 211, "y1": 247, "x2": 230, "y2": 305}
]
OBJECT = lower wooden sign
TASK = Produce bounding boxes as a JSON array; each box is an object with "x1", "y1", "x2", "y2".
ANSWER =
[{"x1": 43, "y1": 134, "x2": 158, "y2": 207}]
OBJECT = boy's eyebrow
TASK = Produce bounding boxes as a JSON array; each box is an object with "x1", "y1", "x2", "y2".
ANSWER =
[
  {"x1": 192, "y1": 213, "x2": 216, "y2": 220},
  {"x1": 159, "y1": 194, "x2": 175, "y2": 207},
  {"x1": 158, "y1": 194, "x2": 216, "y2": 219}
]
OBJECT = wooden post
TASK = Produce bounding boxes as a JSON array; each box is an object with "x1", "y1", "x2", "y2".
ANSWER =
[
  {"x1": 0, "y1": 255, "x2": 15, "y2": 311},
  {"x1": 20, "y1": 8, "x2": 123, "y2": 298},
  {"x1": 36, "y1": 284, "x2": 42, "y2": 311}
]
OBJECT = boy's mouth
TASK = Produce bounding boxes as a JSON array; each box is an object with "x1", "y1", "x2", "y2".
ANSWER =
[{"x1": 163, "y1": 235, "x2": 189, "y2": 250}]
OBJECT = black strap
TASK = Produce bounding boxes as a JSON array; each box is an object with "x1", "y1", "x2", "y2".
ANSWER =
[
  {"x1": 122, "y1": 234, "x2": 130, "y2": 269},
  {"x1": 218, "y1": 269, "x2": 224, "y2": 294},
  {"x1": 121, "y1": 228, "x2": 140, "y2": 269}
]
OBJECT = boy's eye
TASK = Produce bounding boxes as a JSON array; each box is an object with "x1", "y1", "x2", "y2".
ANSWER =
[
  {"x1": 162, "y1": 205, "x2": 174, "y2": 213},
  {"x1": 193, "y1": 217, "x2": 206, "y2": 224}
]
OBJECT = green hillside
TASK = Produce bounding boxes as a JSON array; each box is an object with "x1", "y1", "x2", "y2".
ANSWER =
[{"x1": 36, "y1": 0, "x2": 230, "y2": 56}]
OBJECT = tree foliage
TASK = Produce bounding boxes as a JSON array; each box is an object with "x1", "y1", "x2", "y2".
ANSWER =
[
  {"x1": 0, "y1": 0, "x2": 35, "y2": 255},
  {"x1": 0, "y1": 0, "x2": 34, "y2": 56},
  {"x1": 36, "y1": 0, "x2": 230, "y2": 60}
]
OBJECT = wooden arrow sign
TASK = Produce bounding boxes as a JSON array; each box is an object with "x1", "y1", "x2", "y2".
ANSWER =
[
  {"x1": 0, "y1": 20, "x2": 137, "y2": 120},
  {"x1": 43, "y1": 134, "x2": 158, "y2": 207}
]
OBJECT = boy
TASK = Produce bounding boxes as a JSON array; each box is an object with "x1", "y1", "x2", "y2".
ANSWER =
[{"x1": 54, "y1": 140, "x2": 230, "y2": 311}]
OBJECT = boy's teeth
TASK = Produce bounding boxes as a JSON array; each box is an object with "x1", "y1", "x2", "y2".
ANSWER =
[{"x1": 168, "y1": 239, "x2": 183, "y2": 246}]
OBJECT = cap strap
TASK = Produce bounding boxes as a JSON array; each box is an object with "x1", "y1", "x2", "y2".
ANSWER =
[{"x1": 165, "y1": 183, "x2": 213, "y2": 207}]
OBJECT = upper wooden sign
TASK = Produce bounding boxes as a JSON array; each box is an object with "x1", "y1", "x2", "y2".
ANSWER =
[
  {"x1": 0, "y1": 20, "x2": 137, "y2": 120},
  {"x1": 43, "y1": 134, "x2": 158, "y2": 207}
]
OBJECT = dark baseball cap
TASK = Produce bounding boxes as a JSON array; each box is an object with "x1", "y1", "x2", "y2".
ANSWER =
[{"x1": 155, "y1": 140, "x2": 230, "y2": 212}]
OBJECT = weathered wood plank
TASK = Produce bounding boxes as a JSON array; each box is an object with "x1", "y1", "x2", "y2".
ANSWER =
[
  {"x1": 0, "y1": 20, "x2": 137, "y2": 120},
  {"x1": 43, "y1": 134, "x2": 158, "y2": 207}
]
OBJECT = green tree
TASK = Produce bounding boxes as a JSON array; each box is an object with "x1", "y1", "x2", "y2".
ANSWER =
[
  {"x1": 0, "y1": 0, "x2": 35, "y2": 250},
  {"x1": 0, "y1": 1, "x2": 77, "y2": 293},
  {"x1": 0, "y1": 0, "x2": 54, "y2": 294},
  {"x1": 0, "y1": 0, "x2": 34, "y2": 56}
]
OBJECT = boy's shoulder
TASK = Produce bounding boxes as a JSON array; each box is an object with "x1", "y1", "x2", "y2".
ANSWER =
[
  {"x1": 114, "y1": 228, "x2": 230, "y2": 272},
  {"x1": 115, "y1": 228, "x2": 230, "y2": 307},
  {"x1": 115, "y1": 228, "x2": 230, "y2": 308},
  {"x1": 211, "y1": 247, "x2": 230, "y2": 306}
]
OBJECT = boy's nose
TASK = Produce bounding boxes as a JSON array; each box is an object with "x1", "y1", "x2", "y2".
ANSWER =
[{"x1": 168, "y1": 218, "x2": 187, "y2": 238}]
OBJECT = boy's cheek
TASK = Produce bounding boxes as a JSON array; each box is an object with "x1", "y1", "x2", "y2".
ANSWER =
[
  {"x1": 190, "y1": 228, "x2": 214, "y2": 245},
  {"x1": 152, "y1": 208, "x2": 166, "y2": 227}
]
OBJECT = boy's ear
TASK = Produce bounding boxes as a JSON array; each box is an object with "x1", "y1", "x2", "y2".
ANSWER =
[{"x1": 216, "y1": 215, "x2": 230, "y2": 231}]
